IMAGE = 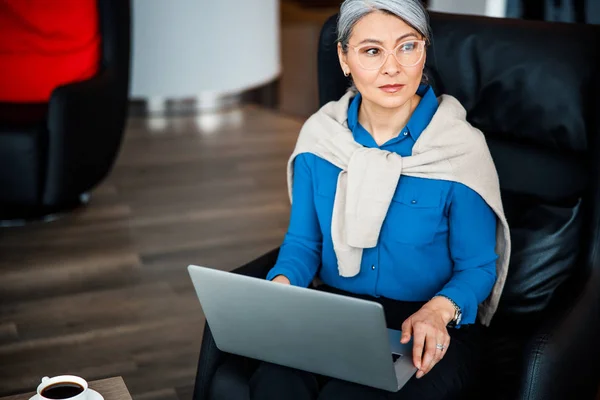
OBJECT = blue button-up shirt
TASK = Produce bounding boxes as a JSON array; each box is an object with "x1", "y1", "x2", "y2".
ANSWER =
[{"x1": 267, "y1": 85, "x2": 498, "y2": 325}]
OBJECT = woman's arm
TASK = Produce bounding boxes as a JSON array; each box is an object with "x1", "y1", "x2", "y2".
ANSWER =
[
  {"x1": 435, "y1": 182, "x2": 498, "y2": 325},
  {"x1": 266, "y1": 154, "x2": 323, "y2": 287},
  {"x1": 401, "y1": 182, "x2": 498, "y2": 378}
]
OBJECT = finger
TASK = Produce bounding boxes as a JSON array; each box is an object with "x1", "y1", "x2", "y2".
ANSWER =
[
  {"x1": 400, "y1": 318, "x2": 412, "y2": 344},
  {"x1": 426, "y1": 334, "x2": 447, "y2": 373},
  {"x1": 440, "y1": 335, "x2": 451, "y2": 360},
  {"x1": 412, "y1": 325, "x2": 426, "y2": 370},
  {"x1": 427, "y1": 334, "x2": 451, "y2": 376},
  {"x1": 420, "y1": 332, "x2": 438, "y2": 375}
]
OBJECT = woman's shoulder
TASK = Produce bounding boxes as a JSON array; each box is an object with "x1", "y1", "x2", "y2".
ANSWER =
[
  {"x1": 300, "y1": 90, "x2": 356, "y2": 129},
  {"x1": 431, "y1": 95, "x2": 487, "y2": 142},
  {"x1": 293, "y1": 90, "x2": 356, "y2": 159},
  {"x1": 411, "y1": 94, "x2": 491, "y2": 163},
  {"x1": 435, "y1": 95, "x2": 468, "y2": 122}
]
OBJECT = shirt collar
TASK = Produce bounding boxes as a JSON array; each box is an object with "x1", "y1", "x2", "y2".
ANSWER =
[{"x1": 347, "y1": 84, "x2": 438, "y2": 147}]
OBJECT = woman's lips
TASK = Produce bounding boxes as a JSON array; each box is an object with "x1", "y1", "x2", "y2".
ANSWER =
[{"x1": 379, "y1": 84, "x2": 404, "y2": 93}]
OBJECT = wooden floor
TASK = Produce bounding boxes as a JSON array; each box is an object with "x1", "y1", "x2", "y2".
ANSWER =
[{"x1": 0, "y1": 105, "x2": 303, "y2": 399}]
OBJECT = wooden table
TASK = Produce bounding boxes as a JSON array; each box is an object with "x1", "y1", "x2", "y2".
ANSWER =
[{"x1": 0, "y1": 377, "x2": 132, "y2": 400}]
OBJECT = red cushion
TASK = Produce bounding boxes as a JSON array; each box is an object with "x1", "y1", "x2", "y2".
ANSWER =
[{"x1": 0, "y1": 0, "x2": 100, "y2": 103}]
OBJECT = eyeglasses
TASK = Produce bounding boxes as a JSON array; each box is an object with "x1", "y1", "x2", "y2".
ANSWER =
[{"x1": 349, "y1": 40, "x2": 426, "y2": 70}]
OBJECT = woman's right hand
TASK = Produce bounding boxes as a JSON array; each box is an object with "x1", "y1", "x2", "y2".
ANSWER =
[{"x1": 272, "y1": 275, "x2": 291, "y2": 285}]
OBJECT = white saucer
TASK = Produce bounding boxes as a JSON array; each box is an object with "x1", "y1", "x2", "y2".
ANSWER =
[{"x1": 29, "y1": 388, "x2": 104, "y2": 400}]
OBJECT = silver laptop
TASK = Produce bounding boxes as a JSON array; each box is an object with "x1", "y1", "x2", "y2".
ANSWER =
[{"x1": 187, "y1": 265, "x2": 417, "y2": 392}]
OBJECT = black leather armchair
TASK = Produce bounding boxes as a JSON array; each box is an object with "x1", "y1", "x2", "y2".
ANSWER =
[
  {"x1": 193, "y1": 12, "x2": 600, "y2": 400},
  {"x1": 0, "y1": 0, "x2": 131, "y2": 221}
]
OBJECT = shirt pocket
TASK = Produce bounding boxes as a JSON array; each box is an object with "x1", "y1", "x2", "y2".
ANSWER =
[{"x1": 386, "y1": 187, "x2": 445, "y2": 245}]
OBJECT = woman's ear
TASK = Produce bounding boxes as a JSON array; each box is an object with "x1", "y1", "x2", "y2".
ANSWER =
[{"x1": 337, "y1": 42, "x2": 350, "y2": 77}]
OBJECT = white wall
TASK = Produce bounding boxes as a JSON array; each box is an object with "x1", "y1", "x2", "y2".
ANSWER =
[
  {"x1": 131, "y1": 0, "x2": 281, "y2": 99},
  {"x1": 428, "y1": 0, "x2": 507, "y2": 18}
]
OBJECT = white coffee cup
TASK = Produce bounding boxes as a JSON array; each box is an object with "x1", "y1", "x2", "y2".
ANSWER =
[{"x1": 36, "y1": 375, "x2": 89, "y2": 400}]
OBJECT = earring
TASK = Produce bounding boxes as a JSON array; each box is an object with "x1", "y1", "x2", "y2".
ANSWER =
[{"x1": 344, "y1": 71, "x2": 350, "y2": 77}]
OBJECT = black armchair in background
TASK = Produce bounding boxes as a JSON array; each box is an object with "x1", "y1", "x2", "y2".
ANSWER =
[
  {"x1": 0, "y1": 0, "x2": 131, "y2": 222},
  {"x1": 193, "y1": 12, "x2": 600, "y2": 400}
]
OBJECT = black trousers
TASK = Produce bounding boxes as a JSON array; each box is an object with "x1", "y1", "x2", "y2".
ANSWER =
[{"x1": 211, "y1": 285, "x2": 483, "y2": 400}]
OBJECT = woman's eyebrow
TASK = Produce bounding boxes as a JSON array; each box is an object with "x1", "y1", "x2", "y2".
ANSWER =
[{"x1": 395, "y1": 33, "x2": 419, "y2": 42}]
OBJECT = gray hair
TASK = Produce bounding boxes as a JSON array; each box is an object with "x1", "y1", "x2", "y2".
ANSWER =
[{"x1": 337, "y1": 0, "x2": 431, "y2": 53}]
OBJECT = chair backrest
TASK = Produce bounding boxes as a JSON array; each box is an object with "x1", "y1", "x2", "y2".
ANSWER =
[
  {"x1": 317, "y1": 12, "x2": 600, "y2": 322},
  {"x1": 97, "y1": 0, "x2": 131, "y2": 90}
]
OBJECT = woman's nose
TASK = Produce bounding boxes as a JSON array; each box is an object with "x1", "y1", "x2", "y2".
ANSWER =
[{"x1": 381, "y1": 51, "x2": 401, "y2": 76}]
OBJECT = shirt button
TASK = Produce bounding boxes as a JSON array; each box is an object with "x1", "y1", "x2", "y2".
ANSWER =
[
  {"x1": 411, "y1": 200, "x2": 417, "y2": 204},
  {"x1": 403, "y1": 131, "x2": 408, "y2": 136},
  {"x1": 371, "y1": 265, "x2": 376, "y2": 270}
]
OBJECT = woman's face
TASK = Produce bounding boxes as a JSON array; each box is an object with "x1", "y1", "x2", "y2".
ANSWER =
[{"x1": 338, "y1": 11, "x2": 426, "y2": 110}]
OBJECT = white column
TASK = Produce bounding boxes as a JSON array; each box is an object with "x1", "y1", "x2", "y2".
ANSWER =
[
  {"x1": 485, "y1": 0, "x2": 508, "y2": 18},
  {"x1": 429, "y1": 0, "x2": 507, "y2": 18},
  {"x1": 131, "y1": 0, "x2": 281, "y2": 108}
]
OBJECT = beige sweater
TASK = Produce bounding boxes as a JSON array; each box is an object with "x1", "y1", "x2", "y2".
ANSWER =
[{"x1": 286, "y1": 90, "x2": 511, "y2": 326}]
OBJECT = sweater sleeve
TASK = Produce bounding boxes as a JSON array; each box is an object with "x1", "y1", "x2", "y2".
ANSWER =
[
  {"x1": 436, "y1": 182, "x2": 498, "y2": 325},
  {"x1": 266, "y1": 153, "x2": 322, "y2": 287}
]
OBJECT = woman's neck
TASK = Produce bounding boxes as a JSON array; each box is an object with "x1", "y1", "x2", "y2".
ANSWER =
[{"x1": 358, "y1": 93, "x2": 421, "y2": 146}]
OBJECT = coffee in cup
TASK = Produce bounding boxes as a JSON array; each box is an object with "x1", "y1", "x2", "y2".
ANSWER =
[{"x1": 37, "y1": 376, "x2": 88, "y2": 400}]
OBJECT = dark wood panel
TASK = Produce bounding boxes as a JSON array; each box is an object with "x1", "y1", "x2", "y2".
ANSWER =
[
  {"x1": 0, "y1": 323, "x2": 18, "y2": 345},
  {"x1": 0, "y1": 105, "x2": 302, "y2": 398}
]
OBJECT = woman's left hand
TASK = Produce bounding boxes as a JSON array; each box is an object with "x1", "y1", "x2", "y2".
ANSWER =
[{"x1": 400, "y1": 297, "x2": 455, "y2": 379}]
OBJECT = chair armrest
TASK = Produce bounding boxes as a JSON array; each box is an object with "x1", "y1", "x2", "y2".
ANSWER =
[
  {"x1": 518, "y1": 268, "x2": 600, "y2": 400},
  {"x1": 44, "y1": 67, "x2": 129, "y2": 204},
  {"x1": 193, "y1": 248, "x2": 280, "y2": 400},
  {"x1": 231, "y1": 247, "x2": 280, "y2": 278}
]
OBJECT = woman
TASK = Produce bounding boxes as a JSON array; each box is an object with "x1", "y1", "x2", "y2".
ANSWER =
[{"x1": 242, "y1": 0, "x2": 510, "y2": 399}]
